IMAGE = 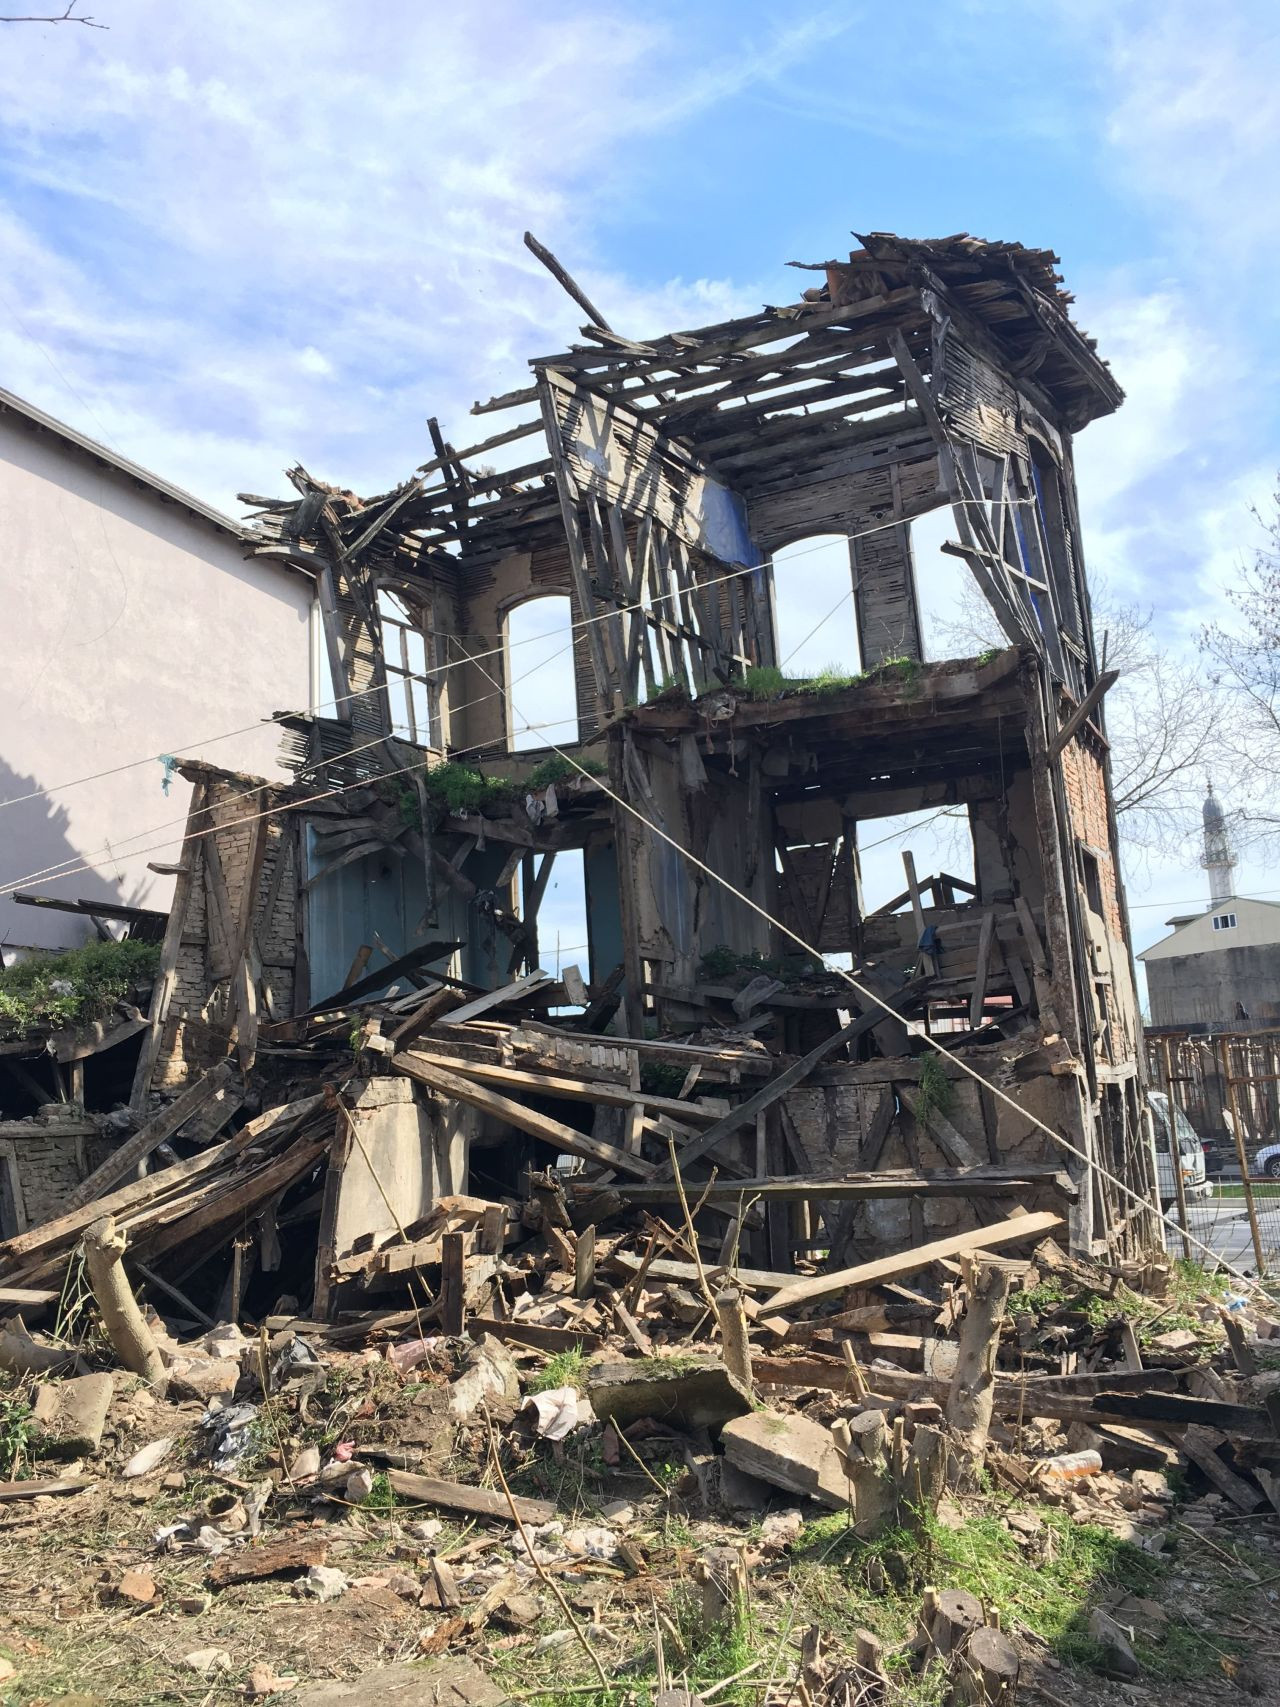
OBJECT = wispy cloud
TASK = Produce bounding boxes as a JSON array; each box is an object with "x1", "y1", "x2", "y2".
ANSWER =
[{"x1": 0, "y1": 1, "x2": 831, "y2": 507}]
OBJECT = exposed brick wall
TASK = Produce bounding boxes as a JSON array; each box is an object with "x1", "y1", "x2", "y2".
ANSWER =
[
  {"x1": 0, "y1": 1117, "x2": 113, "y2": 1231},
  {"x1": 1058, "y1": 739, "x2": 1124, "y2": 942},
  {"x1": 153, "y1": 775, "x2": 298, "y2": 1090}
]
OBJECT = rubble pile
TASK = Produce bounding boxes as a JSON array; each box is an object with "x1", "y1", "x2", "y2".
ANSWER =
[{"x1": 4, "y1": 1140, "x2": 1280, "y2": 1702}]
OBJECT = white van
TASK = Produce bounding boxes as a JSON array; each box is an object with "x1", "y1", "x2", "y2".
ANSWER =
[{"x1": 1149, "y1": 1090, "x2": 1212, "y2": 1206}]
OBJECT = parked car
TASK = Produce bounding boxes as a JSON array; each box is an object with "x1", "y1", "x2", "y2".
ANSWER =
[
  {"x1": 1252, "y1": 1141, "x2": 1280, "y2": 1178},
  {"x1": 1149, "y1": 1091, "x2": 1213, "y2": 1205}
]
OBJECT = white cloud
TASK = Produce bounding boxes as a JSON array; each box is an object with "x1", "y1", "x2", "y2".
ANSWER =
[{"x1": 0, "y1": 1, "x2": 844, "y2": 509}]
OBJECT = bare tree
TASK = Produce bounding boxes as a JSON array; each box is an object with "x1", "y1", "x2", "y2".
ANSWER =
[
  {"x1": 1201, "y1": 482, "x2": 1280, "y2": 844},
  {"x1": 936, "y1": 581, "x2": 1224, "y2": 859},
  {"x1": 0, "y1": 2, "x2": 105, "y2": 22}
]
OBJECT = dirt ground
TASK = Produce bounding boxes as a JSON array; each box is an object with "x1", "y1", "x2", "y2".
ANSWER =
[{"x1": 4, "y1": 1358, "x2": 1280, "y2": 1707}]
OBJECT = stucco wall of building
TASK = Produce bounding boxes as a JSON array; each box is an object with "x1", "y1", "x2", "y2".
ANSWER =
[
  {"x1": 1145, "y1": 944, "x2": 1280, "y2": 1029},
  {"x1": 0, "y1": 412, "x2": 313, "y2": 953}
]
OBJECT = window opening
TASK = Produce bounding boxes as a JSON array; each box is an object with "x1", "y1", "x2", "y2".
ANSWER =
[
  {"x1": 769, "y1": 535, "x2": 861, "y2": 679},
  {"x1": 1078, "y1": 845, "x2": 1104, "y2": 918},
  {"x1": 378, "y1": 589, "x2": 434, "y2": 747},
  {"x1": 505, "y1": 595, "x2": 579, "y2": 751},
  {"x1": 1212, "y1": 912, "x2": 1238, "y2": 931}
]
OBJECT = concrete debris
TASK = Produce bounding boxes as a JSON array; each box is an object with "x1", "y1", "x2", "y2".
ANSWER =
[
  {"x1": 183, "y1": 1647, "x2": 233, "y2": 1677},
  {"x1": 301, "y1": 1564, "x2": 350, "y2": 1602},
  {"x1": 121, "y1": 1437, "x2": 174, "y2": 1479}
]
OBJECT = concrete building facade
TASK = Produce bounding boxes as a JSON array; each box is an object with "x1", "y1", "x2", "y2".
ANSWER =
[{"x1": 0, "y1": 388, "x2": 316, "y2": 956}]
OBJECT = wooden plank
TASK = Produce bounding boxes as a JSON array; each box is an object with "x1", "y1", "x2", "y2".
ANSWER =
[
  {"x1": 64, "y1": 1063, "x2": 236, "y2": 1212},
  {"x1": 440, "y1": 1231, "x2": 465, "y2": 1337},
  {"x1": 654, "y1": 979, "x2": 926, "y2": 1179},
  {"x1": 609, "y1": 1249, "x2": 795, "y2": 1292},
  {"x1": 402, "y1": 1050, "x2": 719, "y2": 1126},
  {"x1": 386, "y1": 1469, "x2": 554, "y2": 1525},
  {"x1": 0, "y1": 1476, "x2": 93, "y2": 1502},
  {"x1": 0, "y1": 1285, "x2": 57, "y2": 1309},
  {"x1": 605, "y1": 1167, "x2": 1074, "y2": 1203},
  {"x1": 1047, "y1": 671, "x2": 1119, "y2": 762},
  {"x1": 896, "y1": 1087, "x2": 983, "y2": 1170},
  {"x1": 392, "y1": 1055, "x2": 657, "y2": 1179},
  {"x1": 129, "y1": 782, "x2": 208, "y2": 1112},
  {"x1": 760, "y1": 1211, "x2": 1063, "y2": 1317},
  {"x1": 1177, "y1": 1424, "x2": 1264, "y2": 1512},
  {"x1": 0, "y1": 1095, "x2": 325, "y2": 1270},
  {"x1": 444, "y1": 972, "x2": 554, "y2": 1026},
  {"x1": 466, "y1": 1316, "x2": 604, "y2": 1355},
  {"x1": 969, "y1": 909, "x2": 996, "y2": 1029}
]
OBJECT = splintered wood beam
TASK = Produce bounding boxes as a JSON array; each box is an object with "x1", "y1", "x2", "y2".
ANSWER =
[
  {"x1": 1046, "y1": 670, "x2": 1120, "y2": 761},
  {"x1": 652, "y1": 978, "x2": 928, "y2": 1180},
  {"x1": 65, "y1": 1062, "x2": 237, "y2": 1211},
  {"x1": 759, "y1": 1210, "x2": 1063, "y2": 1318},
  {"x1": 392, "y1": 1054, "x2": 658, "y2": 1179},
  {"x1": 524, "y1": 230, "x2": 613, "y2": 330}
]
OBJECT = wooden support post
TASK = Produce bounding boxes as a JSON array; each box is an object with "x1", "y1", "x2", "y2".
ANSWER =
[
  {"x1": 1221, "y1": 1035, "x2": 1267, "y2": 1276},
  {"x1": 479, "y1": 1205, "x2": 506, "y2": 1256},
  {"x1": 441, "y1": 1231, "x2": 465, "y2": 1337},
  {"x1": 902, "y1": 850, "x2": 934, "y2": 975},
  {"x1": 1161, "y1": 1036, "x2": 1192, "y2": 1263}
]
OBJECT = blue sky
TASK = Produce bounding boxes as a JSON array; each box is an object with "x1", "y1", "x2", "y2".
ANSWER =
[{"x1": 1, "y1": 0, "x2": 1277, "y2": 982}]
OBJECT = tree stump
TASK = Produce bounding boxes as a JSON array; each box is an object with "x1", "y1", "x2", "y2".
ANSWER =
[
  {"x1": 946, "y1": 1262, "x2": 1011, "y2": 1488},
  {"x1": 902, "y1": 1423, "x2": 948, "y2": 1531},
  {"x1": 715, "y1": 1288, "x2": 753, "y2": 1396},
  {"x1": 918, "y1": 1588, "x2": 1020, "y2": 1704},
  {"x1": 920, "y1": 1587, "x2": 985, "y2": 1659},
  {"x1": 954, "y1": 1625, "x2": 1020, "y2": 1704},
  {"x1": 82, "y1": 1215, "x2": 166, "y2": 1388},
  {"x1": 691, "y1": 1545, "x2": 748, "y2": 1637},
  {"x1": 832, "y1": 1408, "x2": 896, "y2": 1538}
]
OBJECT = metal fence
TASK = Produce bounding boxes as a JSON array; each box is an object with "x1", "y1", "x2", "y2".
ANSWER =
[{"x1": 1146, "y1": 1026, "x2": 1280, "y2": 1279}]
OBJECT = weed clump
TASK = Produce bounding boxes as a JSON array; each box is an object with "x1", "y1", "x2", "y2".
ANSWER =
[
  {"x1": 529, "y1": 1345, "x2": 590, "y2": 1393},
  {"x1": 0, "y1": 937, "x2": 160, "y2": 1035}
]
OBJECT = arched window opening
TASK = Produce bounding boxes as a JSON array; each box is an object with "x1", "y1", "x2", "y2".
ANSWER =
[
  {"x1": 505, "y1": 595, "x2": 579, "y2": 752},
  {"x1": 768, "y1": 535, "x2": 862, "y2": 682}
]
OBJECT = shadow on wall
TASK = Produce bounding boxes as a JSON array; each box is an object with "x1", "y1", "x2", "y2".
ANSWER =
[{"x1": 0, "y1": 755, "x2": 146, "y2": 954}]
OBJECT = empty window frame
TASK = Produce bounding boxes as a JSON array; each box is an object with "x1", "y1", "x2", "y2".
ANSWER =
[
  {"x1": 1077, "y1": 843, "x2": 1105, "y2": 918},
  {"x1": 769, "y1": 535, "x2": 863, "y2": 678},
  {"x1": 1212, "y1": 912, "x2": 1238, "y2": 931},
  {"x1": 378, "y1": 589, "x2": 434, "y2": 747},
  {"x1": 505, "y1": 594, "x2": 580, "y2": 752}
]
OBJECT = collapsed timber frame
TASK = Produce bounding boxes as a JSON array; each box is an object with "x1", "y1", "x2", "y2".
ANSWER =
[{"x1": 0, "y1": 228, "x2": 1160, "y2": 1316}]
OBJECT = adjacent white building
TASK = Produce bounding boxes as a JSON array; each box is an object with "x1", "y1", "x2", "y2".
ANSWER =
[
  {"x1": 1139, "y1": 786, "x2": 1280, "y2": 1028},
  {"x1": 0, "y1": 387, "x2": 315, "y2": 954}
]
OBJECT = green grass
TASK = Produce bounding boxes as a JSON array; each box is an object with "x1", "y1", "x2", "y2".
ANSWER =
[
  {"x1": 528, "y1": 1345, "x2": 590, "y2": 1393},
  {"x1": 0, "y1": 1393, "x2": 34, "y2": 1480},
  {"x1": 0, "y1": 937, "x2": 160, "y2": 1034},
  {"x1": 790, "y1": 1501, "x2": 1239, "y2": 1688},
  {"x1": 1215, "y1": 1181, "x2": 1280, "y2": 1198}
]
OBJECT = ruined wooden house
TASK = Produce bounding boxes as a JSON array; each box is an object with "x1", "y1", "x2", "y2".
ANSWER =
[{"x1": 0, "y1": 231, "x2": 1160, "y2": 1314}]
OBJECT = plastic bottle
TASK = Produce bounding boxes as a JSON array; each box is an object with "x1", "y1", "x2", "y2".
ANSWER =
[{"x1": 1038, "y1": 1449, "x2": 1102, "y2": 1482}]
